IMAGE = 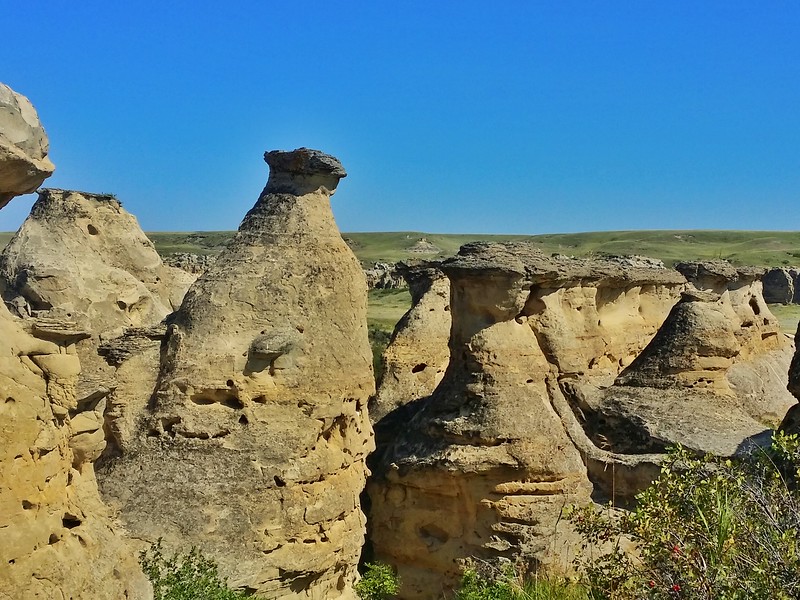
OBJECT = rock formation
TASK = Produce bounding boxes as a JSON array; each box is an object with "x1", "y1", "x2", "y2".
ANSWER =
[
  {"x1": 0, "y1": 189, "x2": 195, "y2": 455},
  {"x1": 0, "y1": 84, "x2": 55, "y2": 210},
  {"x1": 0, "y1": 85, "x2": 150, "y2": 599},
  {"x1": 0, "y1": 308, "x2": 151, "y2": 599},
  {"x1": 163, "y1": 252, "x2": 217, "y2": 275},
  {"x1": 370, "y1": 262, "x2": 450, "y2": 424},
  {"x1": 368, "y1": 244, "x2": 686, "y2": 598},
  {"x1": 364, "y1": 262, "x2": 407, "y2": 290},
  {"x1": 98, "y1": 148, "x2": 374, "y2": 598}
]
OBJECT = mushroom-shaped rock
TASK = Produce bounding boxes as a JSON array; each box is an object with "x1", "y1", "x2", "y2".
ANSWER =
[
  {"x1": 98, "y1": 148, "x2": 374, "y2": 599},
  {"x1": 0, "y1": 83, "x2": 55, "y2": 208}
]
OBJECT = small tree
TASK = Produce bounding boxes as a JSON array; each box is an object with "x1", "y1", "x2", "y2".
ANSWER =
[{"x1": 355, "y1": 562, "x2": 401, "y2": 600}]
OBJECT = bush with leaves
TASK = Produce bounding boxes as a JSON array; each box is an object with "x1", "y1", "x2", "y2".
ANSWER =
[
  {"x1": 355, "y1": 562, "x2": 401, "y2": 600},
  {"x1": 570, "y1": 434, "x2": 800, "y2": 599},
  {"x1": 140, "y1": 540, "x2": 252, "y2": 600}
]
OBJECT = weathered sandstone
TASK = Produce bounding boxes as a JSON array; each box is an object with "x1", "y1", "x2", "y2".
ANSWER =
[
  {"x1": 0, "y1": 84, "x2": 55, "y2": 210},
  {"x1": 0, "y1": 189, "x2": 195, "y2": 444},
  {"x1": 98, "y1": 148, "x2": 374, "y2": 599},
  {"x1": 368, "y1": 244, "x2": 686, "y2": 598},
  {"x1": 0, "y1": 90, "x2": 149, "y2": 598},
  {"x1": 370, "y1": 262, "x2": 450, "y2": 424},
  {"x1": 574, "y1": 262, "x2": 794, "y2": 474}
]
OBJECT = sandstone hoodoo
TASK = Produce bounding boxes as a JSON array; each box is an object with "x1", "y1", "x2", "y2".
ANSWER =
[
  {"x1": 0, "y1": 83, "x2": 55, "y2": 210},
  {"x1": 0, "y1": 84, "x2": 150, "y2": 599},
  {"x1": 98, "y1": 148, "x2": 375, "y2": 598},
  {"x1": 0, "y1": 189, "x2": 195, "y2": 454},
  {"x1": 370, "y1": 261, "x2": 450, "y2": 424},
  {"x1": 368, "y1": 243, "x2": 687, "y2": 599}
]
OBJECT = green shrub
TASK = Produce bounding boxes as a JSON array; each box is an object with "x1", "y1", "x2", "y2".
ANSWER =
[
  {"x1": 355, "y1": 562, "x2": 401, "y2": 600},
  {"x1": 570, "y1": 434, "x2": 800, "y2": 599},
  {"x1": 140, "y1": 540, "x2": 252, "y2": 600}
]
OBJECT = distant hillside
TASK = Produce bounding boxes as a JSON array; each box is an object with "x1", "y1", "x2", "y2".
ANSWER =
[{"x1": 3, "y1": 229, "x2": 800, "y2": 267}]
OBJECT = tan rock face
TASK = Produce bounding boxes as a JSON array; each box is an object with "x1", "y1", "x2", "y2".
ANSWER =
[
  {"x1": 0, "y1": 83, "x2": 55, "y2": 209},
  {"x1": 370, "y1": 262, "x2": 451, "y2": 424},
  {"x1": 98, "y1": 149, "x2": 375, "y2": 599},
  {"x1": 0, "y1": 189, "x2": 194, "y2": 438},
  {"x1": 368, "y1": 245, "x2": 687, "y2": 599},
  {"x1": 0, "y1": 303, "x2": 151, "y2": 599}
]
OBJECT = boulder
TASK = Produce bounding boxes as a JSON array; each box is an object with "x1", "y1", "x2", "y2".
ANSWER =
[
  {"x1": 762, "y1": 267, "x2": 798, "y2": 304},
  {"x1": 0, "y1": 83, "x2": 55, "y2": 209},
  {"x1": 97, "y1": 149, "x2": 375, "y2": 598}
]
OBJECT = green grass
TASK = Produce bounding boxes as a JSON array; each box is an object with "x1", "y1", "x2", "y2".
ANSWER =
[
  {"x1": 4, "y1": 229, "x2": 800, "y2": 267},
  {"x1": 150, "y1": 230, "x2": 800, "y2": 267},
  {"x1": 768, "y1": 304, "x2": 800, "y2": 334}
]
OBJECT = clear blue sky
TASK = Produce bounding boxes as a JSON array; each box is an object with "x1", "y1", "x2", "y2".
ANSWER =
[{"x1": 3, "y1": 1, "x2": 799, "y2": 234}]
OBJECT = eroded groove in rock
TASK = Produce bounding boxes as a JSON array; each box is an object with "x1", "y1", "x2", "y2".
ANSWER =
[{"x1": 97, "y1": 148, "x2": 375, "y2": 598}]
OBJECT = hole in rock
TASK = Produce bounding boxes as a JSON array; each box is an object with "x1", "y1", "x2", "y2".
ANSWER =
[
  {"x1": 48, "y1": 534, "x2": 59, "y2": 545},
  {"x1": 8, "y1": 560, "x2": 14, "y2": 565},
  {"x1": 419, "y1": 523, "x2": 449, "y2": 545},
  {"x1": 22, "y1": 500, "x2": 34, "y2": 510},
  {"x1": 239, "y1": 415, "x2": 249, "y2": 425},
  {"x1": 411, "y1": 363, "x2": 427, "y2": 373},
  {"x1": 5, "y1": 397, "x2": 14, "y2": 404},
  {"x1": 191, "y1": 396, "x2": 216, "y2": 406},
  {"x1": 296, "y1": 325, "x2": 304, "y2": 333},
  {"x1": 62, "y1": 516, "x2": 81, "y2": 529},
  {"x1": 444, "y1": 305, "x2": 450, "y2": 311},
  {"x1": 526, "y1": 379, "x2": 534, "y2": 384},
  {"x1": 116, "y1": 301, "x2": 127, "y2": 310},
  {"x1": 87, "y1": 224, "x2": 99, "y2": 235},
  {"x1": 226, "y1": 379, "x2": 234, "y2": 387},
  {"x1": 274, "y1": 475, "x2": 286, "y2": 487},
  {"x1": 253, "y1": 395, "x2": 267, "y2": 404},
  {"x1": 222, "y1": 397, "x2": 244, "y2": 409},
  {"x1": 749, "y1": 296, "x2": 761, "y2": 315}
]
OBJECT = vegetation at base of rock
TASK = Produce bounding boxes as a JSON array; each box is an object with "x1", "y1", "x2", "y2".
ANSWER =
[
  {"x1": 569, "y1": 435, "x2": 800, "y2": 599},
  {"x1": 355, "y1": 562, "x2": 401, "y2": 600},
  {"x1": 140, "y1": 540, "x2": 254, "y2": 599},
  {"x1": 454, "y1": 567, "x2": 587, "y2": 600},
  {"x1": 368, "y1": 324, "x2": 392, "y2": 380}
]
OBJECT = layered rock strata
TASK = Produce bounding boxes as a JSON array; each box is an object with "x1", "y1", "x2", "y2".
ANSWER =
[
  {"x1": 368, "y1": 244, "x2": 686, "y2": 599},
  {"x1": 0, "y1": 306, "x2": 151, "y2": 599},
  {"x1": 98, "y1": 149, "x2": 375, "y2": 599},
  {"x1": 0, "y1": 83, "x2": 55, "y2": 209}
]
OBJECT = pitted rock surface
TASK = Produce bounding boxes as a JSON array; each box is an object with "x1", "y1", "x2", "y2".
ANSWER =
[{"x1": 97, "y1": 149, "x2": 374, "y2": 599}]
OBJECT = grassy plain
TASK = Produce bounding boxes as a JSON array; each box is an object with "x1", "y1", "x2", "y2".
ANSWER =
[
  {"x1": 3, "y1": 228, "x2": 800, "y2": 337},
  {"x1": 4, "y1": 229, "x2": 800, "y2": 267}
]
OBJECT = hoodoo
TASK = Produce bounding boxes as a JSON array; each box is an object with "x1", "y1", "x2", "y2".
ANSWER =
[
  {"x1": 98, "y1": 148, "x2": 375, "y2": 598},
  {"x1": 0, "y1": 84, "x2": 150, "y2": 600}
]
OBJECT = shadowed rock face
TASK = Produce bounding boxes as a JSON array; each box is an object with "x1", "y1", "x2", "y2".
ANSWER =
[
  {"x1": 0, "y1": 83, "x2": 55, "y2": 209},
  {"x1": 368, "y1": 244, "x2": 686, "y2": 599},
  {"x1": 98, "y1": 148, "x2": 374, "y2": 599}
]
